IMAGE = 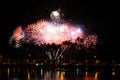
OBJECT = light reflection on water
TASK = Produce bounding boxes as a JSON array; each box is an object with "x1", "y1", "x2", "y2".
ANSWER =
[{"x1": 0, "y1": 66, "x2": 120, "y2": 80}]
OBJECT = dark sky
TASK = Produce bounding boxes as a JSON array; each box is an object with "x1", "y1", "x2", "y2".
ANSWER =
[{"x1": 0, "y1": 0, "x2": 119, "y2": 60}]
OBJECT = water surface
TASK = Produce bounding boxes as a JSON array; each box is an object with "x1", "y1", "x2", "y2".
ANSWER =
[{"x1": 0, "y1": 66, "x2": 120, "y2": 80}]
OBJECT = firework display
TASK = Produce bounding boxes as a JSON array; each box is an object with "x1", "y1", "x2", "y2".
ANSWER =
[
  {"x1": 10, "y1": 19, "x2": 85, "y2": 47},
  {"x1": 9, "y1": 10, "x2": 98, "y2": 60}
]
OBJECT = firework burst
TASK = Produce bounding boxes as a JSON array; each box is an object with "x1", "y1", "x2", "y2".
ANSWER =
[{"x1": 10, "y1": 19, "x2": 85, "y2": 47}]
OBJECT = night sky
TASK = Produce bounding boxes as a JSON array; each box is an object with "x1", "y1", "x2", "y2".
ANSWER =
[{"x1": 0, "y1": 0, "x2": 119, "y2": 61}]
